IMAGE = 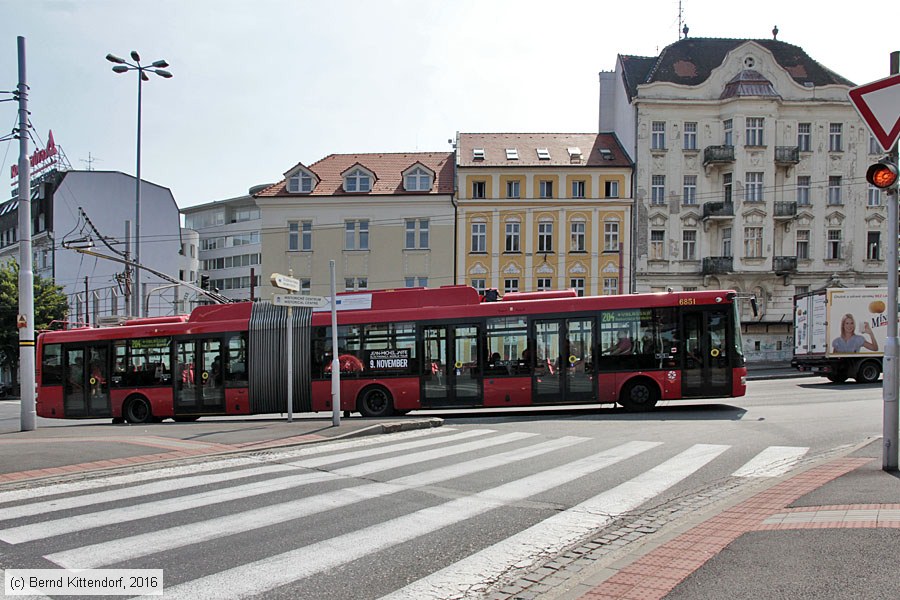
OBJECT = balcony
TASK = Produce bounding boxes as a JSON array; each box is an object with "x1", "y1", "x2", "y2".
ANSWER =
[
  {"x1": 773, "y1": 256, "x2": 798, "y2": 274},
  {"x1": 702, "y1": 256, "x2": 733, "y2": 274},
  {"x1": 775, "y1": 146, "x2": 800, "y2": 165},
  {"x1": 773, "y1": 201, "x2": 797, "y2": 220},
  {"x1": 703, "y1": 145, "x2": 735, "y2": 166},
  {"x1": 702, "y1": 201, "x2": 735, "y2": 220}
]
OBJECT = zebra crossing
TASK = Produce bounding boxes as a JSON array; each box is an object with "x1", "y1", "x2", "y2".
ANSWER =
[{"x1": 0, "y1": 427, "x2": 809, "y2": 600}]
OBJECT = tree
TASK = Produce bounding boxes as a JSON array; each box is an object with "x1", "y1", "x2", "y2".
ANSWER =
[{"x1": 0, "y1": 261, "x2": 68, "y2": 382}]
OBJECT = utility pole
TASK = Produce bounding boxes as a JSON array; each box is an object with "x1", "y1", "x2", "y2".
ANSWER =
[{"x1": 16, "y1": 36, "x2": 36, "y2": 432}]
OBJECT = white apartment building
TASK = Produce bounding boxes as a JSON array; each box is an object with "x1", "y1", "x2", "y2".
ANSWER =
[{"x1": 599, "y1": 36, "x2": 887, "y2": 361}]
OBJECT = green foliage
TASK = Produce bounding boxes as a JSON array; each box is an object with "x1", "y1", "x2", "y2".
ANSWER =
[{"x1": 0, "y1": 261, "x2": 69, "y2": 377}]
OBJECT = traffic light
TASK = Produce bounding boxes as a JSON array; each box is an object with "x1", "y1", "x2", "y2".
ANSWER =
[
  {"x1": 200, "y1": 274, "x2": 210, "y2": 291},
  {"x1": 866, "y1": 158, "x2": 899, "y2": 189}
]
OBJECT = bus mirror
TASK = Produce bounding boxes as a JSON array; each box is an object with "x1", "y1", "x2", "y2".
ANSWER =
[{"x1": 750, "y1": 296, "x2": 759, "y2": 317}]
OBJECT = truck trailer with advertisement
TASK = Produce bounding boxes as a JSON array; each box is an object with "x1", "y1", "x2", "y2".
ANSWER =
[{"x1": 791, "y1": 287, "x2": 888, "y2": 383}]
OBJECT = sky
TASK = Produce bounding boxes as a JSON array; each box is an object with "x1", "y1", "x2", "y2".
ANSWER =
[{"x1": 2, "y1": 0, "x2": 898, "y2": 209}]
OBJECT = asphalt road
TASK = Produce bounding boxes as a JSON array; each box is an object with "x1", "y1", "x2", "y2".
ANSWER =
[{"x1": 0, "y1": 376, "x2": 886, "y2": 599}]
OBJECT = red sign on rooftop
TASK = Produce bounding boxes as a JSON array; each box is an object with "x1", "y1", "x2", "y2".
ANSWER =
[{"x1": 849, "y1": 74, "x2": 900, "y2": 153}]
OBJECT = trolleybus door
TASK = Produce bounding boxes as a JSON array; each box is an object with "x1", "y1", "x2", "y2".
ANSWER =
[
  {"x1": 173, "y1": 338, "x2": 225, "y2": 413},
  {"x1": 63, "y1": 344, "x2": 111, "y2": 418},
  {"x1": 422, "y1": 324, "x2": 482, "y2": 408},
  {"x1": 681, "y1": 307, "x2": 731, "y2": 397},
  {"x1": 533, "y1": 318, "x2": 595, "y2": 404}
]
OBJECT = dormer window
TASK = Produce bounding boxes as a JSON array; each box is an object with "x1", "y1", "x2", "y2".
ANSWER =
[
  {"x1": 286, "y1": 167, "x2": 317, "y2": 194},
  {"x1": 506, "y1": 148, "x2": 518, "y2": 160},
  {"x1": 473, "y1": 148, "x2": 485, "y2": 160},
  {"x1": 403, "y1": 165, "x2": 433, "y2": 192},
  {"x1": 344, "y1": 168, "x2": 372, "y2": 193},
  {"x1": 536, "y1": 148, "x2": 550, "y2": 160},
  {"x1": 567, "y1": 147, "x2": 582, "y2": 162}
]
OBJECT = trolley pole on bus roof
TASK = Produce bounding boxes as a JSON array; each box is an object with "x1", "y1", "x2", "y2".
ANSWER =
[
  {"x1": 330, "y1": 260, "x2": 340, "y2": 427},
  {"x1": 16, "y1": 37, "x2": 36, "y2": 432}
]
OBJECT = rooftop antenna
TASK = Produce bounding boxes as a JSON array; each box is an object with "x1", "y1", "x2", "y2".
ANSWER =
[
  {"x1": 678, "y1": 1, "x2": 686, "y2": 39},
  {"x1": 80, "y1": 152, "x2": 100, "y2": 171}
]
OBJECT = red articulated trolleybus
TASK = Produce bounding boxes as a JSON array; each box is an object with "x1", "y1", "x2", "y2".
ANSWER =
[{"x1": 35, "y1": 286, "x2": 747, "y2": 423}]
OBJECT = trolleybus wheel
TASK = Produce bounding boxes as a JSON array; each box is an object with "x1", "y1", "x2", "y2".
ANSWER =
[
  {"x1": 358, "y1": 386, "x2": 394, "y2": 418},
  {"x1": 826, "y1": 372, "x2": 848, "y2": 384},
  {"x1": 619, "y1": 379, "x2": 659, "y2": 412},
  {"x1": 856, "y1": 361, "x2": 881, "y2": 384},
  {"x1": 124, "y1": 396, "x2": 154, "y2": 424}
]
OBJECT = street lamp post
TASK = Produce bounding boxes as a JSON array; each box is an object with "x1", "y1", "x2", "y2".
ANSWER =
[{"x1": 106, "y1": 51, "x2": 172, "y2": 318}]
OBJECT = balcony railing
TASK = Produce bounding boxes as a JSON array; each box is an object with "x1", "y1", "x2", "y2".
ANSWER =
[
  {"x1": 702, "y1": 201, "x2": 735, "y2": 219},
  {"x1": 703, "y1": 145, "x2": 735, "y2": 165},
  {"x1": 702, "y1": 256, "x2": 733, "y2": 274},
  {"x1": 773, "y1": 256, "x2": 798, "y2": 273},
  {"x1": 773, "y1": 201, "x2": 797, "y2": 219},
  {"x1": 775, "y1": 146, "x2": 800, "y2": 165}
]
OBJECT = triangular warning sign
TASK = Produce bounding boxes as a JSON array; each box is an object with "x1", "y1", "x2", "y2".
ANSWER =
[{"x1": 849, "y1": 73, "x2": 900, "y2": 153}]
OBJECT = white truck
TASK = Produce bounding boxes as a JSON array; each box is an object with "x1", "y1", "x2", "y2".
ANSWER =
[{"x1": 791, "y1": 287, "x2": 888, "y2": 384}]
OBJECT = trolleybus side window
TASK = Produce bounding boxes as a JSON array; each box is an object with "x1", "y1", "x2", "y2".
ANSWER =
[
  {"x1": 485, "y1": 316, "x2": 528, "y2": 375},
  {"x1": 113, "y1": 337, "x2": 172, "y2": 387},
  {"x1": 41, "y1": 343, "x2": 63, "y2": 385},
  {"x1": 362, "y1": 322, "x2": 416, "y2": 375},
  {"x1": 224, "y1": 333, "x2": 248, "y2": 386},
  {"x1": 599, "y1": 308, "x2": 678, "y2": 371}
]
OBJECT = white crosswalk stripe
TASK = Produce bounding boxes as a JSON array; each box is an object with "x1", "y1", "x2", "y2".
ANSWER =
[
  {"x1": 731, "y1": 446, "x2": 809, "y2": 477},
  {"x1": 0, "y1": 428, "x2": 818, "y2": 600}
]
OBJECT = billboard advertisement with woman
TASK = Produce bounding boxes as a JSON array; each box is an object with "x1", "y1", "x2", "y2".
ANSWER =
[{"x1": 829, "y1": 288, "x2": 889, "y2": 356}]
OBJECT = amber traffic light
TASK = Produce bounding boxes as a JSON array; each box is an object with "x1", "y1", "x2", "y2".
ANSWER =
[{"x1": 867, "y1": 159, "x2": 899, "y2": 189}]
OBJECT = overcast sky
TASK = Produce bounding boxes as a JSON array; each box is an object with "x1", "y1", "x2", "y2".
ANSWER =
[{"x1": 2, "y1": 0, "x2": 897, "y2": 209}]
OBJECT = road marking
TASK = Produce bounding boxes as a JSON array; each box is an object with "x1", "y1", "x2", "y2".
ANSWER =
[
  {"x1": 0, "y1": 430, "x2": 524, "y2": 544},
  {"x1": 731, "y1": 446, "x2": 809, "y2": 478},
  {"x1": 47, "y1": 435, "x2": 588, "y2": 569},
  {"x1": 136, "y1": 440, "x2": 660, "y2": 600},
  {"x1": 382, "y1": 443, "x2": 730, "y2": 600}
]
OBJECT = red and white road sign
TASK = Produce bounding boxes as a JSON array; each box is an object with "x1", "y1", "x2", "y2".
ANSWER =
[{"x1": 849, "y1": 73, "x2": 900, "y2": 153}]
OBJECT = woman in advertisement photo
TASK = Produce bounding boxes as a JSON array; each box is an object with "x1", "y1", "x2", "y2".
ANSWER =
[{"x1": 832, "y1": 313, "x2": 878, "y2": 353}]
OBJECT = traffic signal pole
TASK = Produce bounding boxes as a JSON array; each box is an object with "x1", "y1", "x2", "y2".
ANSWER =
[{"x1": 884, "y1": 51, "x2": 899, "y2": 472}]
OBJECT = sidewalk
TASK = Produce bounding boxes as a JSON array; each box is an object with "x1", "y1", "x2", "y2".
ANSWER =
[{"x1": 571, "y1": 438, "x2": 900, "y2": 600}]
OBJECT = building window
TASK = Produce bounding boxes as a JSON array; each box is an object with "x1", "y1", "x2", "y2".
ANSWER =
[
  {"x1": 604, "y1": 221, "x2": 619, "y2": 252},
  {"x1": 471, "y1": 279, "x2": 486, "y2": 294},
  {"x1": 603, "y1": 278, "x2": 618, "y2": 295},
  {"x1": 651, "y1": 121, "x2": 666, "y2": 149},
  {"x1": 798, "y1": 123, "x2": 811, "y2": 152},
  {"x1": 828, "y1": 176, "x2": 842, "y2": 205},
  {"x1": 651, "y1": 175, "x2": 666, "y2": 205},
  {"x1": 405, "y1": 218, "x2": 429, "y2": 249},
  {"x1": 537, "y1": 277, "x2": 552, "y2": 291},
  {"x1": 722, "y1": 227, "x2": 732, "y2": 257},
  {"x1": 570, "y1": 278, "x2": 585, "y2": 296},
  {"x1": 745, "y1": 117, "x2": 764, "y2": 146},
  {"x1": 503, "y1": 278, "x2": 519, "y2": 293},
  {"x1": 745, "y1": 172, "x2": 764, "y2": 202},
  {"x1": 471, "y1": 222, "x2": 486, "y2": 253},
  {"x1": 605, "y1": 180, "x2": 619, "y2": 198},
  {"x1": 869, "y1": 135, "x2": 881, "y2": 155},
  {"x1": 345, "y1": 219, "x2": 369, "y2": 250},
  {"x1": 472, "y1": 180, "x2": 486, "y2": 199},
  {"x1": 829, "y1": 123, "x2": 843, "y2": 152},
  {"x1": 539, "y1": 180, "x2": 553, "y2": 198},
  {"x1": 345, "y1": 277, "x2": 368, "y2": 291},
  {"x1": 405, "y1": 276, "x2": 428, "y2": 287},
  {"x1": 683, "y1": 122, "x2": 697, "y2": 150},
  {"x1": 506, "y1": 180, "x2": 520, "y2": 198},
  {"x1": 288, "y1": 221, "x2": 311, "y2": 251},
  {"x1": 868, "y1": 184, "x2": 883, "y2": 207},
  {"x1": 570, "y1": 221, "x2": 586, "y2": 252},
  {"x1": 723, "y1": 173, "x2": 733, "y2": 204},
  {"x1": 344, "y1": 168, "x2": 371, "y2": 192},
  {"x1": 867, "y1": 231, "x2": 881, "y2": 261},
  {"x1": 404, "y1": 167, "x2": 432, "y2": 191},
  {"x1": 744, "y1": 226, "x2": 763, "y2": 258},
  {"x1": 538, "y1": 221, "x2": 554, "y2": 253},
  {"x1": 827, "y1": 229, "x2": 842, "y2": 259},
  {"x1": 571, "y1": 180, "x2": 586, "y2": 199},
  {"x1": 650, "y1": 230, "x2": 665, "y2": 260},
  {"x1": 723, "y1": 119, "x2": 733, "y2": 146},
  {"x1": 796, "y1": 230, "x2": 809, "y2": 259},
  {"x1": 287, "y1": 171, "x2": 314, "y2": 193},
  {"x1": 797, "y1": 176, "x2": 811, "y2": 205},
  {"x1": 505, "y1": 221, "x2": 520, "y2": 253},
  {"x1": 683, "y1": 175, "x2": 697, "y2": 205},
  {"x1": 682, "y1": 230, "x2": 697, "y2": 260}
]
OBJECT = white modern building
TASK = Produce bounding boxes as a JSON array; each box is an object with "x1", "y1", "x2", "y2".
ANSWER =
[{"x1": 599, "y1": 35, "x2": 887, "y2": 361}]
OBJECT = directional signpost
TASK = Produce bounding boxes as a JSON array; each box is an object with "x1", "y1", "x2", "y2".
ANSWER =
[
  {"x1": 272, "y1": 294, "x2": 327, "y2": 308},
  {"x1": 271, "y1": 273, "x2": 305, "y2": 422},
  {"x1": 849, "y1": 55, "x2": 900, "y2": 472}
]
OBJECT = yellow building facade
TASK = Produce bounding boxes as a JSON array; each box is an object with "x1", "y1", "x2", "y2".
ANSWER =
[{"x1": 456, "y1": 133, "x2": 634, "y2": 296}]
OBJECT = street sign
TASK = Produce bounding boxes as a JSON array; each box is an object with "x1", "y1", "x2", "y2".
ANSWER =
[
  {"x1": 270, "y1": 272, "x2": 300, "y2": 292},
  {"x1": 849, "y1": 73, "x2": 900, "y2": 153},
  {"x1": 273, "y1": 294, "x2": 327, "y2": 308}
]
